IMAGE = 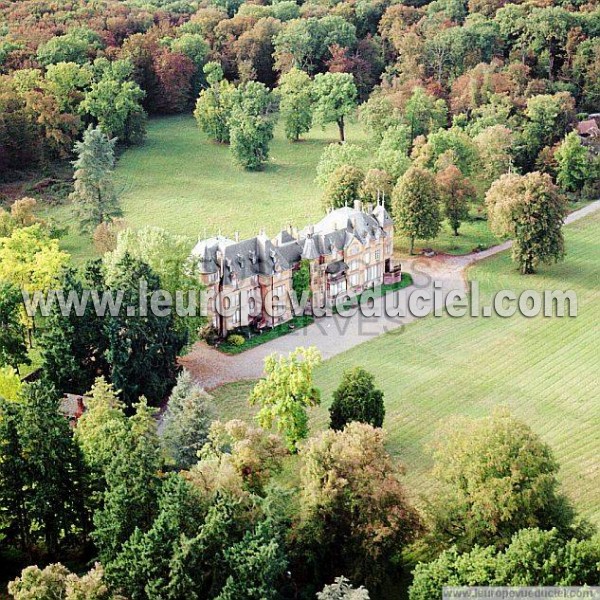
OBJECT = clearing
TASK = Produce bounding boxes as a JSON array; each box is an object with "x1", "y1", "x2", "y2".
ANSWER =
[{"x1": 33, "y1": 115, "x2": 500, "y2": 262}]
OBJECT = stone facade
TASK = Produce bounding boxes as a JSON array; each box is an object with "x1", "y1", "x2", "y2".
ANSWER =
[{"x1": 191, "y1": 200, "x2": 400, "y2": 336}]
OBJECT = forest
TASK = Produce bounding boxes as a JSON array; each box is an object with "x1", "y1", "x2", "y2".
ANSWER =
[{"x1": 1, "y1": 0, "x2": 599, "y2": 596}]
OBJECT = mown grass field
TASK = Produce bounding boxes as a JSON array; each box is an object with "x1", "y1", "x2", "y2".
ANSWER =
[
  {"x1": 211, "y1": 210, "x2": 600, "y2": 526},
  {"x1": 114, "y1": 115, "x2": 499, "y2": 255},
  {"x1": 36, "y1": 114, "x2": 505, "y2": 264},
  {"x1": 115, "y1": 114, "x2": 367, "y2": 240}
]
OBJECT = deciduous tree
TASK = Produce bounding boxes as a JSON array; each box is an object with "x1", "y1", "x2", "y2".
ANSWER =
[
  {"x1": 486, "y1": 172, "x2": 567, "y2": 274},
  {"x1": 249, "y1": 347, "x2": 322, "y2": 452},
  {"x1": 403, "y1": 87, "x2": 447, "y2": 143},
  {"x1": 555, "y1": 131, "x2": 592, "y2": 195},
  {"x1": 417, "y1": 127, "x2": 479, "y2": 176},
  {"x1": 152, "y1": 49, "x2": 196, "y2": 114},
  {"x1": 228, "y1": 81, "x2": 276, "y2": 170},
  {"x1": 278, "y1": 68, "x2": 313, "y2": 142},
  {"x1": 191, "y1": 419, "x2": 287, "y2": 496},
  {"x1": 410, "y1": 528, "x2": 600, "y2": 599},
  {"x1": 316, "y1": 142, "x2": 365, "y2": 188},
  {"x1": 80, "y1": 60, "x2": 146, "y2": 144},
  {"x1": 374, "y1": 124, "x2": 412, "y2": 181},
  {"x1": 323, "y1": 165, "x2": 365, "y2": 210},
  {"x1": 194, "y1": 62, "x2": 236, "y2": 144},
  {"x1": 474, "y1": 124, "x2": 514, "y2": 186},
  {"x1": 298, "y1": 423, "x2": 422, "y2": 586},
  {"x1": 436, "y1": 164, "x2": 476, "y2": 236},
  {"x1": 0, "y1": 224, "x2": 69, "y2": 331},
  {"x1": 391, "y1": 167, "x2": 441, "y2": 254},
  {"x1": 421, "y1": 409, "x2": 575, "y2": 556},
  {"x1": 359, "y1": 169, "x2": 393, "y2": 207},
  {"x1": 521, "y1": 93, "x2": 575, "y2": 166},
  {"x1": 312, "y1": 72, "x2": 357, "y2": 142},
  {"x1": 0, "y1": 366, "x2": 22, "y2": 401}
]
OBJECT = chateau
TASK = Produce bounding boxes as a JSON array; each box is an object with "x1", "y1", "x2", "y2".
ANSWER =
[{"x1": 191, "y1": 200, "x2": 401, "y2": 336}]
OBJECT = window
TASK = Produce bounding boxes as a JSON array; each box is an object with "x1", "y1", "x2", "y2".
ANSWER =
[
  {"x1": 367, "y1": 265, "x2": 379, "y2": 282},
  {"x1": 232, "y1": 310, "x2": 240, "y2": 325},
  {"x1": 364, "y1": 252, "x2": 371, "y2": 264},
  {"x1": 375, "y1": 250, "x2": 381, "y2": 261},
  {"x1": 330, "y1": 280, "x2": 347, "y2": 297},
  {"x1": 349, "y1": 260, "x2": 359, "y2": 271},
  {"x1": 350, "y1": 273, "x2": 360, "y2": 287},
  {"x1": 349, "y1": 245, "x2": 359, "y2": 256},
  {"x1": 208, "y1": 272, "x2": 218, "y2": 283}
]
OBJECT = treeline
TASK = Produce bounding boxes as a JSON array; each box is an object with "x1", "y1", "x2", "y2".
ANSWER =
[
  {"x1": 1, "y1": 0, "x2": 598, "y2": 178},
  {"x1": 1, "y1": 350, "x2": 599, "y2": 599}
]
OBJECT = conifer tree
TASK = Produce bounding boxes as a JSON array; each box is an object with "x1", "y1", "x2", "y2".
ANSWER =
[{"x1": 70, "y1": 126, "x2": 121, "y2": 232}]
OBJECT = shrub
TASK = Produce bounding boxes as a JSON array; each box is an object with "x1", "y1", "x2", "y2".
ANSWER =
[
  {"x1": 227, "y1": 334, "x2": 246, "y2": 347},
  {"x1": 198, "y1": 324, "x2": 219, "y2": 345}
]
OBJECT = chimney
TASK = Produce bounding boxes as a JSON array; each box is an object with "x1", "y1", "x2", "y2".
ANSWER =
[
  {"x1": 234, "y1": 231, "x2": 240, "y2": 242},
  {"x1": 354, "y1": 199, "x2": 363, "y2": 212},
  {"x1": 367, "y1": 203, "x2": 374, "y2": 214}
]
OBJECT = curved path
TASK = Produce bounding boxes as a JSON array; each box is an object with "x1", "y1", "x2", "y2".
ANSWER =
[{"x1": 181, "y1": 200, "x2": 600, "y2": 389}]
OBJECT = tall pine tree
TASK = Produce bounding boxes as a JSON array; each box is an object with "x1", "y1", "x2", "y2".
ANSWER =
[
  {"x1": 70, "y1": 126, "x2": 122, "y2": 232},
  {"x1": 1, "y1": 383, "x2": 89, "y2": 556}
]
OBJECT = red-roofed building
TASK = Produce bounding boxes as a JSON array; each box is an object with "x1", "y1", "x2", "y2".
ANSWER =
[
  {"x1": 59, "y1": 394, "x2": 86, "y2": 426},
  {"x1": 577, "y1": 118, "x2": 600, "y2": 138}
]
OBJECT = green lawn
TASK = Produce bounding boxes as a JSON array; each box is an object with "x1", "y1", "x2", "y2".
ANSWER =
[
  {"x1": 395, "y1": 215, "x2": 498, "y2": 256},
  {"x1": 29, "y1": 116, "x2": 591, "y2": 266},
  {"x1": 211, "y1": 211, "x2": 600, "y2": 526},
  {"x1": 115, "y1": 114, "x2": 368, "y2": 240},
  {"x1": 32, "y1": 115, "x2": 367, "y2": 263}
]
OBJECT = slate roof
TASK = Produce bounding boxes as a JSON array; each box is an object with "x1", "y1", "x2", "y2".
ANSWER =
[
  {"x1": 191, "y1": 204, "x2": 393, "y2": 283},
  {"x1": 326, "y1": 260, "x2": 348, "y2": 275}
]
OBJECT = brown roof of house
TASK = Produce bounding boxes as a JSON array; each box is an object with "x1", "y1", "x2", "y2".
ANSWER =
[
  {"x1": 59, "y1": 394, "x2": 86, "y2": 421},
  {"x1": 577, "y1": 119, "x2": 600, "y2": 136}
]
